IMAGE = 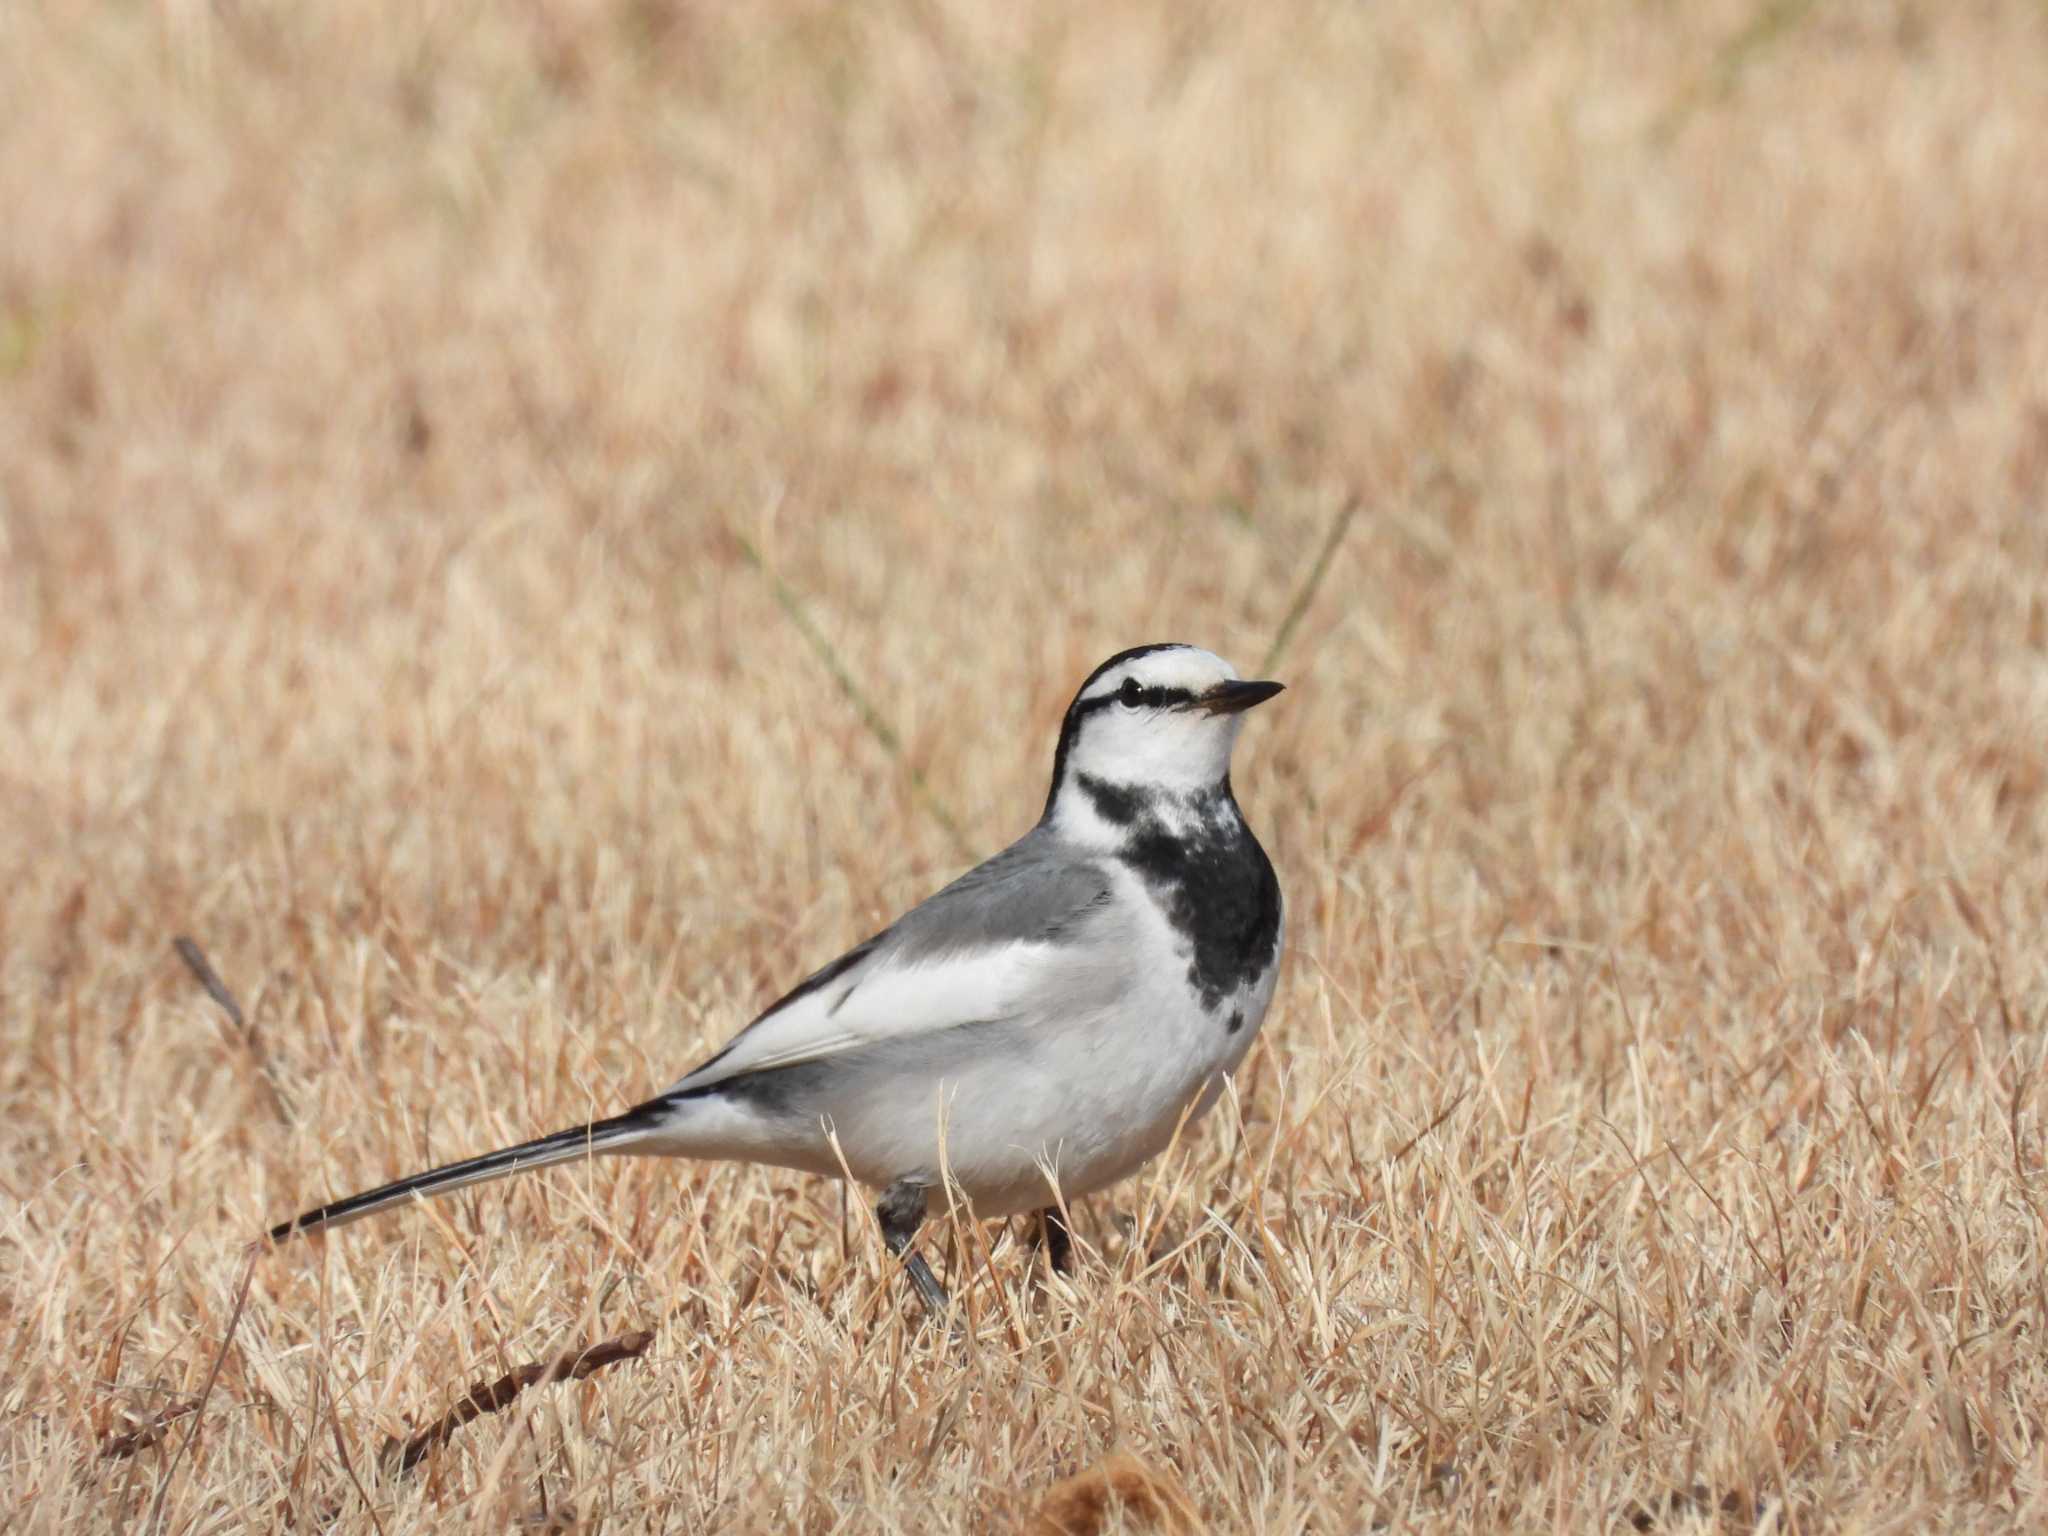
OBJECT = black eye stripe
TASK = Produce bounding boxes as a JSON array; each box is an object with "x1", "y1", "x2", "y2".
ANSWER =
[
  {"x1": 1071, "y1": 682, "x2": 1202, "y2": 720},
  {"x1": 1097, "y1": 682, "x2": 1197, "y2": 709}
]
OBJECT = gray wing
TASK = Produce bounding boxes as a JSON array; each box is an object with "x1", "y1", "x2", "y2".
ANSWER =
[{"x1": 662, "y1": 830, "x2": 1118, "y2": 1096}]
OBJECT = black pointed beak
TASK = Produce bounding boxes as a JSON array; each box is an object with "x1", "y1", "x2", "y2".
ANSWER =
[{"x1": 1198, "y1": 679, "x2": 1285, "y2": 715}]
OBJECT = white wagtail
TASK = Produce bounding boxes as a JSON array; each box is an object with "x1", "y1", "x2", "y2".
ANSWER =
[{"x1": 266, "y1": 644, "x2": 1284, "y2": 1314}]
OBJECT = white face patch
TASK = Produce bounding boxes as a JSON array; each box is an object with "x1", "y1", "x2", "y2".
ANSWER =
[{"x1": 1062, "y1": 646, "x2": 1249, "y2": 803}]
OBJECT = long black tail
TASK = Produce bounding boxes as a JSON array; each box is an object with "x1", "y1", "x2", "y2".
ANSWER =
[{"x1": 266, "y1": 1108, "x2": 662, "y2": 1242}]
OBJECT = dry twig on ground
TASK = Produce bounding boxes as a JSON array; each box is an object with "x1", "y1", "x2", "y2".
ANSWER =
[{"x1": 381, "y1": 1331, "x2": 656, "y2": 1476}]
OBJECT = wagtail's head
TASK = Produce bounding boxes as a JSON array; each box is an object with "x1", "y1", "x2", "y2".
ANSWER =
[{"x1": 1044, "y1": 644, "x2": 1283, "y2": 831}]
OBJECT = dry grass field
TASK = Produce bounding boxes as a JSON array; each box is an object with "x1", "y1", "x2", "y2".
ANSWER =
[{"x1": 6, "y1": 0, "x2": 2048, "y2": 1530}]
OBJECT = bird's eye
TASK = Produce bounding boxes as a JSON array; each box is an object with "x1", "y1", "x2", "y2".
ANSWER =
[{"x1": 1117, "y1": 677, "x2": 1145, "y2": 709}]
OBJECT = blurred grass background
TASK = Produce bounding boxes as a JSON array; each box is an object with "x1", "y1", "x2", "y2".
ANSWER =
[{"x1": 4, "y1": 1, "x2": 2048, "y2": 1530}]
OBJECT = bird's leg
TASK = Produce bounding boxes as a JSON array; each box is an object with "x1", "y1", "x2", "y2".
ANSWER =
[
  {"x1": 1035, "y1": 1204, "x2": 1074, "y2": 1275},
  {"x1": 876, "y1": 1179, "x2": 949, "y2": 1318}
]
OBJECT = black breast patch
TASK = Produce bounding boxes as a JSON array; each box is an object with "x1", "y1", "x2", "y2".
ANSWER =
[{"x1": 1110, "y1": 787, "x2": 1281, "y2": 1014}]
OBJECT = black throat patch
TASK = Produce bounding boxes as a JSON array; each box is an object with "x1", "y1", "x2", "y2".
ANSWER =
[{"x1": 1079, "y1": 773, "x2": 1282, "y2": 1014}]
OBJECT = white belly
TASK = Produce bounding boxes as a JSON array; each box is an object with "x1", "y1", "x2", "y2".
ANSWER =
[{"x1": 660, "y1": 866, "x2": 1283, "y2": 1217}]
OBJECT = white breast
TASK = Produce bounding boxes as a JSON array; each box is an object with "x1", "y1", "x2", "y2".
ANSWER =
[
  {"x1": 829, "y1": 864, "x2": 1280, "y2": 1215},
  {"x1": 649, "y1": 870, "x2": 1282, "y2": 1218}
]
